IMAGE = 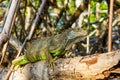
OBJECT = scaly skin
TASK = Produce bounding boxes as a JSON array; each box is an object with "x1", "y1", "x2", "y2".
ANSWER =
[{"x1": 12, "y1": 28, "x2": 87, "y2": 66}]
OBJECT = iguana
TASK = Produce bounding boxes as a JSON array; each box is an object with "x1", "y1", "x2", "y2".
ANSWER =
[{"x1": 12, "y1": 28, "x2": 87, "y2": 66}]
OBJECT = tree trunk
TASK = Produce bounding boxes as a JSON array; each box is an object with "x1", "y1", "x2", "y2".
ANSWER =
[{"x1": 0, "y1": 50, "x2": 120, "y2": 80}]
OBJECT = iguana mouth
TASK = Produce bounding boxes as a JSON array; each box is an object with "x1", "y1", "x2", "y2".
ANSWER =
[{"x1": 67, "y1": 28, "x2": 87, "y2": 40}]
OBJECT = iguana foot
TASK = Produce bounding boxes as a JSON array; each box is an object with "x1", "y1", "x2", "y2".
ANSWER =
[
  {"x1": 48, "y1": 56, "x2": 58, "y2": 68},
  {"x1": 45, "y1": 52, "x2": 54, "y2": 68}
]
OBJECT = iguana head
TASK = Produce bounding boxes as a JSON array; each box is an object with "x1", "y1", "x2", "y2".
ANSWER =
[
  {"x1": 67, "y1": 27, "x2": 87, "y2": 40},
  {"x1": 65, "y1": 27, "x2": 87, "y2": 50}
]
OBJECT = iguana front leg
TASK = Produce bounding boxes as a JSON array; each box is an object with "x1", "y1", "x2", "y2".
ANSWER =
[{"x1": 45, "y1": 51, "x2": 53, "y2": 67}]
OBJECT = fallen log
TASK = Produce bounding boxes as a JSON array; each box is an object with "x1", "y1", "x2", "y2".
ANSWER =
[{"x1": 0, "y1": 50, "x2": 120, "y2": 80}]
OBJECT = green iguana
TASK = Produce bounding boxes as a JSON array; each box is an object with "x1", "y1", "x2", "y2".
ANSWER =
[{"x1": 12, "y1": 28, "x2": 87, "y2": 66}]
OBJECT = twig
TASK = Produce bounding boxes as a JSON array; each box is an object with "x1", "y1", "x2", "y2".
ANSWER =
[
  {"x1": 0, "y1": 0, "x2": 19, "y2": 65},
  {"x1": 86, "y1": 0, "x2": 90, "y2": 54},
  {"x1": 0, "y1": 0, "x2": 12, "y2": 51},
  {"x1": 1, "y1": 0, "x2": 12, "y2": 28},
  {"x1": 24, "y1": 6, "x2": 32, "y2": 31},
  {"x1": 95, "y1": 2, "x2": 100, "y2": 37},
  {"x1": 96, "y1": 2, "x2": 100, "y2": 20},
  {"x1": 0, "y1": 41, "x2": 8, "y2": 64},
  {"x1": 82, "y1": 16, "x2": 108, "y2": 27},
  {"x1": 108, "y1": 0, "x2": 114, "y2": 52},
  {"x1": 4, "y1": 0, "x2": 22, "y2": 79},
  {"x1": 27, "y1": 0, "x2": 47, "y2": 40}
]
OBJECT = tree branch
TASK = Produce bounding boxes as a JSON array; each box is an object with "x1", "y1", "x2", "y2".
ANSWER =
[{"x1": 0, "y1": 50, "x2": 119, "y2": 80}]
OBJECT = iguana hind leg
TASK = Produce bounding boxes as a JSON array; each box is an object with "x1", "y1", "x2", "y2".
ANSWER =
[{"x1": 45, "y1": 52, "x2": 53, "y2": 67}]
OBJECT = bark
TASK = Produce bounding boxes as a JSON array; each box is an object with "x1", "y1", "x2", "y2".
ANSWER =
[
  {"x1": 0, "y1": 0, "x2": 21, "y2": 50},
  {"x1": 0, "y1": 50, "x2": 120, "y2": 80},
  {"x1": 9, "y1": 35, "x2": 22, "y2": 51},
  {"x1": 0, "y1": 33, "x2": 9, "y2": 50}
]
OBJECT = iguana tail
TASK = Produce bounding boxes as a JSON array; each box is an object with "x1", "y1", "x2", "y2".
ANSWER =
[{"x1": 12, "y1": 55, "x2": 30, "y2": 66}]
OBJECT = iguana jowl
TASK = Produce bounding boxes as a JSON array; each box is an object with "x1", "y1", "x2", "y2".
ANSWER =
[{"x1": 12, "y1": 28, "x2": 87, "y2": 66}]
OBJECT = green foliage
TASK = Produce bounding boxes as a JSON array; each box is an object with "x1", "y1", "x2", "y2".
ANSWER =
[
  {"x1": 56, "y1": 0, "x2": 64, "y2": 8},
  {"x1": 91, "y1": 0, "x2": 96, "y2": 11},
  {"x1": 2, "y1": 0, "x2": 9, "y2": 8},
  {"x1": 100, "y1": 1, "x2": 108, "y2": 20},
  {"x1": 100, "y1": 13, "x2": 107, "y2": 18},
  {"x1": 27, "y1": 0, "x2": 30, "y2": 6},
  {"x1": 67, "y1": 0, "x2": 76, "y2": 14},
  {"x1": 31, "y1": 0, "x2": 40, "y2": 8},
  {"x1": 100, "y1": 1, "x2": 108, "y2": 10},
  {"x1": 48, "y1": 7, "x2": 54, "y2": 13},
  {"x1": 90, "y1": 14, "x2": 96, "y2": 22},
  {"x1": 56, "y1": 0, "x2": 76, "y2": 14},
  {"x1": 83, "y1": 0, "x2": 108, "y2": 32},
  {"x1": 0, "y1": 8, "x2": 5, "y2": 15}
]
